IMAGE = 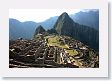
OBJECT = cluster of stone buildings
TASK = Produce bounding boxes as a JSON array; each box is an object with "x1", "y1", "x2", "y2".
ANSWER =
[
  {"x1": 9, "y1": 35, "x2": 99, "y2": 68},
  {"x1": 9, "y1": 38, "x2": 79, "y2": 68},
  {"x1": 60, "y1": 35, "x2": 99, "y2": 68}
]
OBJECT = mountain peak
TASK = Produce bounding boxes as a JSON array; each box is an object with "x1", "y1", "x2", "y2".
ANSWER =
[
  {"x1": 34, "y1": 25, "x2": 45, "y2": 35},
  {"x1": 61, "y1": 12, "x2": 69, "y2": 16},
  {"x1": 60, "y1": 12, "x2": 69, "y2": 19},
  {"x1": 54, "y1": 12, "x2": 75, "y2": 35},
  {"x1": 38, "y1": 25, "x2": 44, "y2": 29}
]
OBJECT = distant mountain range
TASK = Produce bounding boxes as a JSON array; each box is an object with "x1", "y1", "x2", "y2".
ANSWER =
[
  {"x1": 9, "y1": 19, "x2": 37, "y2": 39},
  {"x1": 9, "y1": 10, "x2": 99, "y2": 42},
  {"x1": 70, "y1": 10, "x2": 99, "y2": 30},
  {"x1": 9, "y1": 16, "x2": 58, "y2": 39}
]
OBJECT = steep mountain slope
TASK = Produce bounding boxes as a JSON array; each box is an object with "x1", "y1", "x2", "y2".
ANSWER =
[
  {"x1": 9, "y1": 19, "x2": 26, "y2": 40},
  {"x1": 70, "y1": 10, "x2": 99, "y2": 30},
  {"x1": 54, "y1": 12, "x2": 99, "y2": 50}
]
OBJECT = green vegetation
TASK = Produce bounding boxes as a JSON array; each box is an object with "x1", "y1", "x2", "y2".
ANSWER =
[
  {"x1": 66, "y1": 49, "x2": 78, "y2": 56},
  {"x1": 47, "y1": 36, "x2": 68, "y2": 48},
  {"x1": 59, "y1": 45, "x2": 68, "y2": 49},
  {"x1": 47, "y1": 35, "x2": 78, "y2": 56},
  {"x1": 47, "y1": 36, "x2": 60, "y2": 46}
]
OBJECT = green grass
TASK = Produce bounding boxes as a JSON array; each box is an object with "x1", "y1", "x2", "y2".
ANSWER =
[
  {"x1": 48, "y1": 36, "x2": 60, "y2": 46},
  {"x1": 59, "y1": 44, "x2": 68, "y2": 49},
  {"x1": 47, "y1": 36, "x2": 68, "y2": 48},
  {"x1": 69, "y1": 57, "x2": 83, "y2": 67},
  {"x1": 47, "y1": 35, "x2": 78, "y2": 56},
  {"x1": 66, "y1": 49, "x2": 78, "y2": 56}
]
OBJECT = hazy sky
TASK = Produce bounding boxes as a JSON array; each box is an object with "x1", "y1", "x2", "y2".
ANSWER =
[{"x1": 9, "y1": 9, "x2": 82, "y2": 22}]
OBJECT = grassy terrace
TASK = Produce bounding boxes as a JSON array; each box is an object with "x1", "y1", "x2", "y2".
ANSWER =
[
  {"x1": 46, "y1": 35, "x2": 78, "y2": 56},
  {"x1": 65, "y1": 49, "x2": 78, "y2": 56}
]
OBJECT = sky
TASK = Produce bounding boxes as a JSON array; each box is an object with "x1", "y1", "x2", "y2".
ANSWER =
[{"x1": 9, "y1": 9, "x2": 82, "y2": 22}]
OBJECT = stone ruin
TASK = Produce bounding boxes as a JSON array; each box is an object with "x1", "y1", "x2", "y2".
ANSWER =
[{"x1": 9, "y1": 39, "x2": 79, "y2": 68}]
